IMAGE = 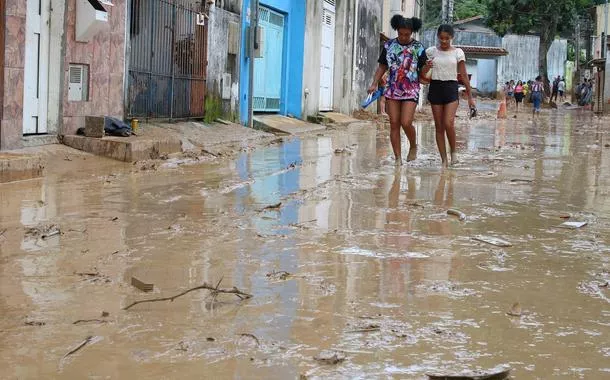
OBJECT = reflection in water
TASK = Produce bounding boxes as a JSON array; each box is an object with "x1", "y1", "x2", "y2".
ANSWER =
[{"x1": 1, "y1": 110, "x2": 609, "y2": 378}]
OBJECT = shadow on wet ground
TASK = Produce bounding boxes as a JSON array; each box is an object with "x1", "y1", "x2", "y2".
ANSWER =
[{"x1": 1, "y1": 107, "x2": 609, "y2": 379}]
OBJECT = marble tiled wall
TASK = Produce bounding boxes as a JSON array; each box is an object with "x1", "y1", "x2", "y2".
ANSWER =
[
  {"x1": 1, "y1": 0, "x2": 127, "y2": 149},
  {"x1": 1, "y1": 0, "x2": 26, "y2": 150},
  {"x1": 62, "y1": 0, "x2": 126, "y2": 135}
]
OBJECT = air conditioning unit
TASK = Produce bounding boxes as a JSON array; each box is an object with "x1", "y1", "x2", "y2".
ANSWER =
[{"x1": 76, "y1": 0, "x2": 108, "y2": 42}]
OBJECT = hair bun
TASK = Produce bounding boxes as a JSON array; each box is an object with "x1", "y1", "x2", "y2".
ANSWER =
[
  {"x1": 390, "y1": 14, "x2": 404, "y2": 31},
  {"x1": 411, "y1": 17, "x2": 422, "y2": 32}
]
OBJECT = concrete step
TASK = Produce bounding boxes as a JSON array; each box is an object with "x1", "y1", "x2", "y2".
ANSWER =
[
  {"x1": 253, "y1": 115, "x2": 325, "y2": 135},
  {"x1": 62, "y1": 132, "x2": 182, "y2": 162},
  {"x1": 0, "y1": 153, "x2": 44, "y2": 183}
]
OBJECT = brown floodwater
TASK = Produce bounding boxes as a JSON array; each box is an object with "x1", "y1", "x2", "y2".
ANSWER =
[{"x1": 1, "y1": 108, "x2": 609, "y2": 379}]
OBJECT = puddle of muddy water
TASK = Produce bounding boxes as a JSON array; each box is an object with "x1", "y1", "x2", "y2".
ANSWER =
[{"x1": 1, "y1": 109, "x2": 610, "y2": 379}]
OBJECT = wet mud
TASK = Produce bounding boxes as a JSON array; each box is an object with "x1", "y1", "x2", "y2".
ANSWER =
[{"x1": 1, "y1": 107, "x2": 610, "y2": 379}]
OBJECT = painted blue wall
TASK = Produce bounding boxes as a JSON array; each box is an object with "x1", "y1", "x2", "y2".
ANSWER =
[{"x1": 240, "y1": 0, "x2": 305, "y2": 124}]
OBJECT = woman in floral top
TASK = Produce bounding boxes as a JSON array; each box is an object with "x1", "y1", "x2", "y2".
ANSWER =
[{"x1": 369, "y1": 15, "x2": 427, "y2": 165}]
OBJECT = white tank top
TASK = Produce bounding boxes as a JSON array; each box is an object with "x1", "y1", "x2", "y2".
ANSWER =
[{"x1": 425, "y1": 46, "x2": 465, "y2": 81}]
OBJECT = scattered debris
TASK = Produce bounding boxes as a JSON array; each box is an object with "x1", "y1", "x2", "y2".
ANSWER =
[
  {"x1": 123, "y1": 281, "x2": 253, "y2": 310},
  {"x1": 73, "y1": 319, "x2": 107, "y2": 325},
  {"x1": 24, "y1": 320, "x2": 46, "y2": 326},
  {"x1": 206, "y1": 337, "x2": 215, "y2": 342},
  {"x1": 472, "y1": 235, "x2": 512, "y2": 247},
  {"x1": 506, "y1": 302, "x2": 522, "y2": 317},
  {"x1": 266, "y1": 270, "x2": 291, "y2": 281},
  {"x1": 111, "y1": 217, "x2": 119, "y2": 222},
  {"x1": 427, "y1": 367, "x2": 511, "y2": 380},
  {"x1": 262, "y1": 202, "x2": 282, "y2": 211},
  {"x1": 447, "y1": 208, "x2": 466, "y2": 221},
  {"x1": 407, "y1": 202, "x2": 425, "y2": 208},
  {"x1": 25, "y1": 224, "x2": 61, "y2": 239},
  {"x1": 62, "y1": 336, "x2": 95, "y2": 360},
  {"x1": 313, "y1": 350, "x2": 346, "y2": 365},
  {"x1": 176, "y1": 341, "x2": 189, "y2": 351},
  {"x1": 238, "y1": 333, "x2": 260, "y2": 346},
  {"x1": 64, "y1": 156, "x2": 73, "y2": 162},
  {"x1": 131, "y1": 277, "x2": 154, "y2": 292},
  {"x1": 334, "y1": 148, "x2": 348, "y2": 154},
  {"x1": 74, "y1": 269, "x2": 111, "y2": 284},
  {"x1": 345, "y1": 324, "x2": 380, "y2": 333},
  {"x1": 101, "y1": 311, "x2": 110, "y2": 317},
  {"x1": 510, "y1": 178, "x2": 533, "y2": 183},
  {"x1": 558, "y1": 221, "x2": 588, "y2": 229},
  {"x1": 605, "y1": 143, "x2": 610, "y2": 148}
]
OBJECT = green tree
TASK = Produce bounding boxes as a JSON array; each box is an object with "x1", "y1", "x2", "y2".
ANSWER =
[
  {"x1": 485, "y1": 0, "x2": 593, "y2": 91},
  {"x1": 454, "y1": 0, "x2": 487, "y2": 21}
]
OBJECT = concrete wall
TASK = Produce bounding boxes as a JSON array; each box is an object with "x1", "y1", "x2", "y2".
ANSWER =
[
  {"x1": 382, "y1": 0, "x2": 418, "y2": 37},
  {"x1": 422, "y1": 29, "x2": 502, "y2": 49},
  {"x1": 239, "y1": 0, "x2": 305, "y2": 124},
  {"x1": 498, "y1": 35, "x2": 567, "y2": 88},
  {"x1": 62, "y1": 0, "x2": 126, "y2": 135},
  {"x1": 333, "y1": 0, "x2": 383, "y2": 116},
  {"x1": 476, "y1": 59, "x2": 497, "y2": 95},
  {"x1": 207, "y1": 5, "x2": 240, "y2": 119},
  {"x1": 301, "y1": 0, "x2": 322, "y2": 119}
]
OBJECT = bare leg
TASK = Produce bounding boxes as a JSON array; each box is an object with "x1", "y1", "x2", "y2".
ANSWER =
[
  {"x1": 431, "y1": 104, "x2": 448, "y2": 167},
  {"x1": 386, "y1": 99, "x2": 402, "y2": 163},
  {"x1": 442, "y1": 101, "x2": 459, "y2": 165},
  {"x1": 399, "y1": 100, "x2": 418, "y2": 161}
]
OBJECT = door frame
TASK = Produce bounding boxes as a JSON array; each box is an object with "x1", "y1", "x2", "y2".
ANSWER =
[
  {"x1": 22, "y1": 0, "x2": 50, "y2": 134},
  {"x1": 253, "y1": 5, "x2": 285, "y2": 112},
  {"x1": 318, "y1": 0, "x2": 335, "y2": 111}
]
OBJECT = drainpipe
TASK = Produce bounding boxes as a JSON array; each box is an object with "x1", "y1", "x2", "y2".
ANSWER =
[
  {"x1": 247, "y1": 0, "x2": 259, "y2": 128},
  {"x1": 0, "y1": 0, "x2": 5, "y2": 148},
  {"x1": 351, "y1": 0, "x2": 359, "y2": 91},
  {"x1": 602, "y1": 0, "x2": 608, "y2": 58}
]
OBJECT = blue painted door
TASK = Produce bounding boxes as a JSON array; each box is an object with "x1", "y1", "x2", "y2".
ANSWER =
[{"x1": 253, "y1": 6, "x2": 285, "y2": 112}]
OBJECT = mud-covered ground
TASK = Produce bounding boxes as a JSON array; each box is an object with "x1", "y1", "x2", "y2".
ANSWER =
[{"x1": 1, "y1": 106, "x2": 609, "y2": 379}]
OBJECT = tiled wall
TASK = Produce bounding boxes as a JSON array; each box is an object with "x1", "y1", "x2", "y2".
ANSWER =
[
  {"x1": 1, "y1": 0, "x2": 127, "y2": 149},
  {"x1": 1, "y1": 0, "x2": 26, "y2": 150},
  {"x1": 62, "y1": 0, "x2": 126, "y2": 135}
]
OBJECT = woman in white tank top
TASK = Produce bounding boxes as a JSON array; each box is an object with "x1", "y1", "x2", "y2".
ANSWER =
[{"x1": 420, "y1": 24, "x2": 476, "y2": 167}]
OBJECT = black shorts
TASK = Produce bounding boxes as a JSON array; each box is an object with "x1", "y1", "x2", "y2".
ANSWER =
[
  {"x1": 385, "y1": 97, "x2": 418, "y2": 104},
  {"x1": 515, "y1": 93, "x2": 524, "y2": 103},
  {"x1": 428, "y1": 80, "x2": 458, "y2": 105}
]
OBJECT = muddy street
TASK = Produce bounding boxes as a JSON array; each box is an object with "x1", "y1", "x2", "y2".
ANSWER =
[{"x1": 1, "y1": 109, "x2": 610, "y2": 379}]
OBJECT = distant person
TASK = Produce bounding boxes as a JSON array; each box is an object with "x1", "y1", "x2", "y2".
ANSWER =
[
  {"x1": 531, "y1": 75, "x2": 544, "y2": 117},
  {"x1": 551, "y1": 76, "x2": 560, "y2": 102},
  {"x1": 421, "y1": 24, "x2": 476, "y2": 167},
  {"x1": 369, "y1": 15, "x2": 426, "y2": 165},
  {"x1": 507, "y1": 79, "x2": 515, "y2": 108},
  {"x1": 514, "y1": 80, "x2": 524, "y2": 114},
  {"x1": 558, "y1": 77, "x2": 566, "y2": 103}
]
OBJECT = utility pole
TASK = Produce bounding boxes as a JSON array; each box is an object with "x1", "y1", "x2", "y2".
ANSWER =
[
  {"x1": 441, "y1": 0, "x2": 454, "y2": 24},
  {"x1": 247, "y1": 0, "x2": 259, "y2": 128},
  {"x1": 602, "y1": 0, "x2": 608, "y2": 58}
]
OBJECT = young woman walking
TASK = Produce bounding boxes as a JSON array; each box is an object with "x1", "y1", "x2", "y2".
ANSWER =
[
  {"x1": 420, "y1": 24, "x2": 475, "y2": 167},
  {"x1": 531, "y1": 76, "x2": 544, "y2": 117},
  {"x1": 514, "y1": 80, "x2": 524, "y2": 114},
  {"x1": 369, "y1": 15, "x2": 426, "y2": 165}
]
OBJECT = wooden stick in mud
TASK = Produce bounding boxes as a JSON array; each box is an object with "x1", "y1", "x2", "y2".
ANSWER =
[
  {"x1": 63, "y1": 336, "x2": 93, "y2": 359},
  {"x1": 123, "y1": 283, "x2": 253, "y2": 310}
]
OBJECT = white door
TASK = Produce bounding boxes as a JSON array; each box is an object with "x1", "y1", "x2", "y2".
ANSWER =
[
  {"x1": 23, "y1": 0, "x2": 50, "y2": 134},
  {"x1": 319, "y1": 1, "x2": 335, "y2": 111}
]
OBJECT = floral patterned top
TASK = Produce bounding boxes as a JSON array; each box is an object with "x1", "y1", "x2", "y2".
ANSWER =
[{"x1": 378, "y1": 38, "x2": 427, "y2": 101}]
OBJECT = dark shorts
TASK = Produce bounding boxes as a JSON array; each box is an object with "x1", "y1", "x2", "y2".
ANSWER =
[
  {"x1": 559, "y1": 90, "x2": 564, "y2": 96},
  {"x1": 514, "y1": 92, "x2": 524, "y2": 103},
  {"x1": 385, "y1": 97, "x2": 418, "y2": 104},
  {"x1": 428, "y1": 80, "x2": 458, "y2": 105}
]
